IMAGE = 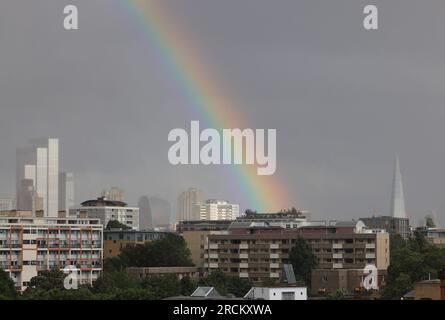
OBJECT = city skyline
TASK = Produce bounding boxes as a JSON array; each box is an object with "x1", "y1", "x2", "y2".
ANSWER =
[{"x1": 1, "y1": 1, "x2": 445, "y2": 222}]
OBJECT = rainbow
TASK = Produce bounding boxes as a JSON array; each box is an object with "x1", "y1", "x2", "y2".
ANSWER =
[{"x1": 117, "y1": 0, "x2": 291, "y2": 211}]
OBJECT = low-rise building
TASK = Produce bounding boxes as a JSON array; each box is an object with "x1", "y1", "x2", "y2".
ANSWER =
[
  {"x1": 70, "y1": 197, "x2": 139, "y2": 230},
  {"x1": 311, "y1": 268, "x2": 387, "y2": 296},
  {"x1": 0, "y1": 214, "x2": 103, "y2": 291},
  {"x1": 103, "y1": 229, "x2": 169, "y2": 258},
  {"x1": 360, "y1": 216, "x2": 410, "y2": 239},
  {"x1": 127, "y1": 267, "x2": 201, "y2": 281},
  {"x1": 244, "y1": 286, "x2": 307, "y2": 300},
  {"x1": 417, "y1": 227, "x2": 445, "y2": 248}
]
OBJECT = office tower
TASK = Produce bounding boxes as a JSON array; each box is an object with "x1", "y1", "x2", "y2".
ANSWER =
[
  {"x1": 177, "y1": 188, "x2": 203, "y2": 222},
  {"x1": 101, "y1": 187, "x2": 124, "y2": 201},
  {"x1": 149, "y1": 197, "x2": 172, "y2": 228},
  {"x1": 16, "y1": 138, "x2": 59, "y2": 217},
  {"x1": 193, "y1": 199, "x2": 240, "y2": 220},
  {"x1": 59, "y1": 172, "x2": 75, "y2": 212},
  {"x1": 391, "y1": 155, "x2": 407, "y2": 218},
  {"x1": 138, "y1": 196, "x2": 153, "y2": 230}
]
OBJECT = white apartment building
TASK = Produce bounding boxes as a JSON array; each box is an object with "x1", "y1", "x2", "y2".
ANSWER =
[
  {"x1": 0, "y1": 214, "x2": 103, "y2": 291},
  {"x1": 193, "y1": 199, "x2": 240, "y2": 221},
  {"x1": 70, "y1": 197, "x2": 139, "y2": 230}
]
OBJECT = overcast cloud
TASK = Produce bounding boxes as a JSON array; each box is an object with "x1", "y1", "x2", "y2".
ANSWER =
[{"x1": 0, "y1": 0, "x2": 444, "y2": 224}]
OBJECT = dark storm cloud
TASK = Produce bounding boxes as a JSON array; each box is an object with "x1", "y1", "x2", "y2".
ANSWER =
[{"x1": 0, "y1": 0, "x2": 444, "y2": 224}]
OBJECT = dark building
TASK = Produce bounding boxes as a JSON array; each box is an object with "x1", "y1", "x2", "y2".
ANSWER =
[
  {"x1": 360, "y1": 216, "x2": 410, "y2": 239},
  {"x1": 138, "y1": 196, "x2": 153, "y2": 230}
]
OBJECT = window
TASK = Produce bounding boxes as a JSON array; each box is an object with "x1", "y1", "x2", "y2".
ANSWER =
[{"x1": 282, "y1": 292, "x2": 295, "y2": 300}]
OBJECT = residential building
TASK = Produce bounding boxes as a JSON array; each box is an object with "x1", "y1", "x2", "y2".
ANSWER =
[
  {"x1": 177, "y1": 220, "x2": 232, "y2": 267},
  {"x1": 70, "y1": 197, "x2": 140, "y2": 230},
  {"x1": 193, "y1": 199, "x2": 240, "y2": 221},
  {"x1": 360, "y1": 216, "x2": 410, "y2": 239},
  {"x1": 103, "y1": 229, "x2": 168, "y2": 258},
  {"x1": 205, "y1": 220, "x2": 390, "y2": 284},
  {"x1": 311, "y1": 268, "x2": 388, "y2": 296},
  {"x1": 0, "y1": 214, "x2": 103, "y2": 291},
  {"x1": 59, "y1": 172, "x2": 75, "y2": 212},
  {"x1": 127, "y1": 267, "x2": 201, "y2": 281},
  {"x1": 16, "y1": 138, "x2": 59, "y2": 217},
  {"x1": 177, "y1": 188, "x2": 203, "y2": 222},
  {"x1": 417, "y1": 227, "x2": 445, "y2": 248}
]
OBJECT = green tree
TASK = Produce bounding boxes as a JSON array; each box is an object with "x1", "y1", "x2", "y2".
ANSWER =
[
  {"x1": 288, "y1": 237, "x2": 318, "y2": 286},
  {"x1": 26, "y1": 269, "x2": 65, "y2": 291},
  {"x1": 118, "y1": 234, "x2": 194, "y2": 268},
  {"x1": 92, "y1": 271, "x2": 136, "y2": 294},
  {"x1": 0, "y1": 268, "x2": 16, "y2": 299},
  {"x1": 383, "y1": 233, "x2": 445, "y2": 299},
  {"x1": 199, "y1": 270, "x2": 252, "y2": 297},
  {"x1": 180, "y1": 276, "x2": 197, "y2": 296},
  {"x1": 106, "y1": 220, "x2": 132, "y2": 230},
  {"x1": 426, "y1": 216, "x2": 436, "y2": 228},
  {"x1": 140, "y1": 274, "x2": 181, "y2": 299}
]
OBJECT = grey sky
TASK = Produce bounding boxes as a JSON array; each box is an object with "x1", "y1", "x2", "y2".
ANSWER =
[{"x1": 0, "y1": 0, "x2": 444, "y2": 224}]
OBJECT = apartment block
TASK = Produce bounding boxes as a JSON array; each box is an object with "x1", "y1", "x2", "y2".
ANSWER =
[
  {"x1": 177, "y1": 220, "x2": 232, "y2": 267},
  {"x1": 0, "y1": 214, "x2": 103, "y2": 291},
  {"x1": 70, "y1": 197, "x2": 139, "y2": 230},
  {"x1": 205, "y1": 220, "x2": 389, "y2": 284},
  {"x1": 192, "y1": 200, "x2": 240, "y2": 221}
]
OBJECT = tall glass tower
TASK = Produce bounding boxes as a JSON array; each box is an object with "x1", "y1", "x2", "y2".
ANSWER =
[
  {"x1": 16, "y1": 138, "x2": 59, "y2": 217},
  {"x1": 391, "y1": 155, "x2": 407, "y2": 218}
]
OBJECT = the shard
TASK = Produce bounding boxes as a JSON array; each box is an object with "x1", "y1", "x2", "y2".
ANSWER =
[{"x1": 391, "y1": 155, "x2": 407, "y2": 218}]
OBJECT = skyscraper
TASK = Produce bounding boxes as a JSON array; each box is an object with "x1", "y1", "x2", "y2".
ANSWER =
[
  {"x1": 59, "y1": 172, "x2": 75, "y2": 212},
  {"x1": 16, "y1": 138, "x2": 59, "y2": 217},
  {"x1": 391, "y1": 155, "x2": 407, "y2": 218},
  {"x1": 138, "y1": 196, "x2": 153, "y2": 230},
  {"x1": 150, "y1": 197, "x2": 172, "y2": 227},
  {"x1": 177, "y1": 188, "x2": 203, "y2": 222}
]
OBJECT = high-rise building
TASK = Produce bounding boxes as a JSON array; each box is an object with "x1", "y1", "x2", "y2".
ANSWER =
[
  {"x1": 59, "y1": 172, "x2": 75, "y2": 212},
  {"x1": 16, "y1": 138, "x2": 59, "y2": 217},
  {"x1": 138, "y1": 196, "x2": 153, "y2": 230},
  {"x1": 101, "y1": 187, "x2": 124, "y2": 202},
  {"x1": 149, "y1": 197, "x2": 172, "y2": 228},
  {"x1": 177, "y1": 188, "x2": 203, "y2": 222},
  {"x1": 192, "y1": 199, "x2": 240, "y2": 220},
  {"x1": 391, "y1": 155, "x2": 407, "y2": 218}
]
